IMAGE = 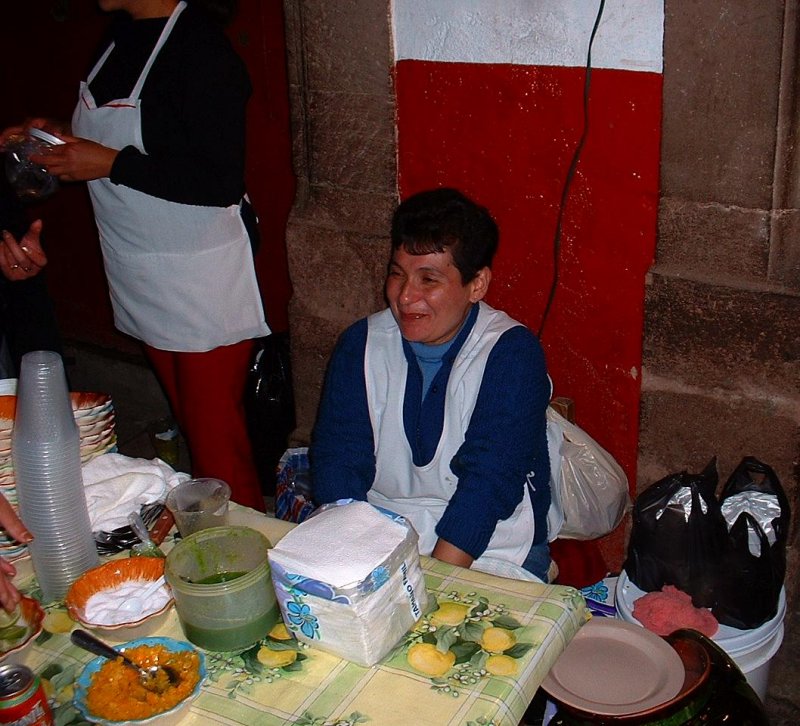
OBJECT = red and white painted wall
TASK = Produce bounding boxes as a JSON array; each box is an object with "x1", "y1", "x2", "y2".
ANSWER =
[{"x1": 392, "y1": 0, "x2": 664, "y2": 491}]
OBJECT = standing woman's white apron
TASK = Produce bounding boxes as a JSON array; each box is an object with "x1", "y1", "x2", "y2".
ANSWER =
[{"x1": 71, "y1": 1, "x2": 269, "y2": 352}]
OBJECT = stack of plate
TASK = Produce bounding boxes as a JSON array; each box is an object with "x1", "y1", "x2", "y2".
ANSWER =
[
  {"x1": 72, "y1": 392, "x2": 117, "y2": 464},
  {"x1": 542, "y1": 618, "x2": 686, "y2": 719},
  {"x1": 0, "y1": 385, "x2": 117, "y2": 562}
]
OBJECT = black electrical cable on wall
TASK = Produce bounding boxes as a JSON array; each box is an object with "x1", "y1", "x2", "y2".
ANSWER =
[{"x1": 537, "y1": 0, "x2": 606, "y2": 339}]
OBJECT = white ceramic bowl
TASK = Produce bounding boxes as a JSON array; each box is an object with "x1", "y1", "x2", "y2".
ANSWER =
[{"x1": 65, "y1": 558, "x2": 173, "y2": 642}]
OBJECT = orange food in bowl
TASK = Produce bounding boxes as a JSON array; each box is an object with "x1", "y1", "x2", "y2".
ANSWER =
[{"x1": 85, "y1": 644, "x2": 200, "y2": 721}]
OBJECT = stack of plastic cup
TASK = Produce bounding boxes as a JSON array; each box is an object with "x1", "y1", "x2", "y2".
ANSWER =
[{"x1": 11, "y1": 351, "x2": 99, "y2": 602}]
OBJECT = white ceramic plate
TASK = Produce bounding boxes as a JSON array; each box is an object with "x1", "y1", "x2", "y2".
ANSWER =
[{"x1": 542, "y1": 618, "x2": 685, "y2": 716}]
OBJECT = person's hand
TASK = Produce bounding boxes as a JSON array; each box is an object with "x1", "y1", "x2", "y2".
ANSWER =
[
  {"x1": 0, "y1": 221, "x2": 46, "y2": 281},
  {"x1": 31, "y1": 135, "x2": 118, "y2": 182},
  {"x1": 0, "y1": 495, "x2": 33, "y2": 612}
]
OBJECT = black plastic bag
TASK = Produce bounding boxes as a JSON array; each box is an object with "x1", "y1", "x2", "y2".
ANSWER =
[
  {"x1": 713, "y1": 457, "x2": 791, "y2": 629},
  {"x1": 623, "y1": 458, "x2": 728, "y2": 608},
  {"x1": 244, "y1": 332, "x2": 296, "y2": 496}
]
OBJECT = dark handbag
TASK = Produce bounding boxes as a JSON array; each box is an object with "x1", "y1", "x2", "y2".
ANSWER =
[{"x1": 244, "y1": 332, "x2": 296, "y2": 496}]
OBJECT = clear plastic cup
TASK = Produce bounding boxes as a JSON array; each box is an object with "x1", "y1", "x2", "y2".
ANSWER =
[
  {"x1": 166, "y1": 478, "x2": 231, "y2": 537},
  {"x1": 13, "y1": 351, "x2": 98, "y2": 602},
  {"x1": 12, "y1": 351, "x2": 77, "y2": 445},
  {"x1": 4, "y1": 128, "x2": 63, "y2": 200}
]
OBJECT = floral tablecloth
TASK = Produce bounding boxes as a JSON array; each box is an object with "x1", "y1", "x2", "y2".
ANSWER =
[{"x1": 10, "y1": 507, "x2": 587, "y2": 726}]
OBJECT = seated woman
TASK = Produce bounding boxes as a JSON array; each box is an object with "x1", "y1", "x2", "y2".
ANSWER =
[{"x1": 311, "y1": 188, "x2": 553, "y2": 581}]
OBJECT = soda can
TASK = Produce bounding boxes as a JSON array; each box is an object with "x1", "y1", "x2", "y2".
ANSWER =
[{"x1": 0, "y1": 663, "x2": 54, "y2": 726}]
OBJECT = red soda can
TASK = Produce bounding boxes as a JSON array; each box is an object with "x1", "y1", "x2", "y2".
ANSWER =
[{"x1": 0, "y1": 664, "x2": 53, "y2": 726}]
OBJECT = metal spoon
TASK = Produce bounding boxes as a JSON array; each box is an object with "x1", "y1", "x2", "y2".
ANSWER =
[{"x1": 71, "y1": 629, "x2": 179, "y2": 693}]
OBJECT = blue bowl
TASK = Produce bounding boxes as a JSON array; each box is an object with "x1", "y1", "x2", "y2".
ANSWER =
[{"x1": 73, "y1": 636, "x2": 207, "y2": 725}]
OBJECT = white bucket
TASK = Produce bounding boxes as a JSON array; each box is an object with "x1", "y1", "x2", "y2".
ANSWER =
[
  {"x1": 726, "y1": 622, "x2": 784, "y2": 701},
  {"x1": 614, "y1": 572, "x2": 786, "y2": 701}
]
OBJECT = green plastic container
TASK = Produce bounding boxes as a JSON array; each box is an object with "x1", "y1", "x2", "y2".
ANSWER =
[{"x1": 165, "y1": 526, "x2": 280, "y2": 652}]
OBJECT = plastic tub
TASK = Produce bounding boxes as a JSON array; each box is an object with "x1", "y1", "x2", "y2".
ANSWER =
[{"x1": 165, "y1": 526, "x2": 280, "y2": 651}]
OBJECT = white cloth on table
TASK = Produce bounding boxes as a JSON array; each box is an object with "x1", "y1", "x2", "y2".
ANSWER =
[{"x1": 82, "y1": 452, "x2": 188, "y2": 532}]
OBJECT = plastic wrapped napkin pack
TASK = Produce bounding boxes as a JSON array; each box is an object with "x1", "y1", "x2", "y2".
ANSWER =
[{"x1": 268, "y1": 500, "x2": 429, "y2": 667}]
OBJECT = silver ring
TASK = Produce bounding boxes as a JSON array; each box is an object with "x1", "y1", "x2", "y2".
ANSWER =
[
  {"x1": 22, "y1": 266, "x2": 31, "y2": 272},
  {"x1": 10, "y1": 264, "x2": 19, "y2": 270}
]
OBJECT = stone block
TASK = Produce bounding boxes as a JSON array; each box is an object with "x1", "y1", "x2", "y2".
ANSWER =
[
  {"x1": 286, "y1": 223, "x2": 386, "y2": 325},
  {"x1": 308, "y1": 91, "x2": 395, "y2": 190},
  {"x1": 770, "y1": 209, "x2": 800, "y2": 291},
  {"x1": 637, "y1": 387, "x2": 799, "y2": 500},
  {"x1": 657, "y1": 198, "x2": 770, "y2": 279},
  {"x1": 643, "y1": 273, "x2": 800, "y2": 392},
  {"x1": 661, "y1": 1, "x2": 782, "y2": 206},
  {"x1": 299, "y1": 0, "x2": 392, "y2": 95},
  {"x1": 287, "y1": 310, "x2": 344, "y2": 443},
  {"x1": 291, "y1": 186, "x2": 397, "y2": 236}
]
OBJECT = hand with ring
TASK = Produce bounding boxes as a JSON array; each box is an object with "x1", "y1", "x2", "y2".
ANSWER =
[{"x1": 0, "y1": 220, "x2": 47, "y2": 281}]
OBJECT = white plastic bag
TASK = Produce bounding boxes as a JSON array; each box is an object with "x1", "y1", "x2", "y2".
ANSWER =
[{"x1": 546, "y1": 407, "x2": 631, "y2": 540}]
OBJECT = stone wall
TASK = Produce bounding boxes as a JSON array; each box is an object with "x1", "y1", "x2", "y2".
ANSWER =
[
  {"x1": 282, "y1": 0, "x2": 397, "y2": 441},
  {"x1": 640, "y1": 0, "x2": 799, "y2": 602}
]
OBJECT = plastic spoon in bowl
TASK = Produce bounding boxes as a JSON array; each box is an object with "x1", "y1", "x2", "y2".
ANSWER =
[
  {"x1": 71, "y1": 629, "x2": 179, "y2": 693},
  {"x1": 118, "y1": 575, "x2": 168, "y2": 618}
]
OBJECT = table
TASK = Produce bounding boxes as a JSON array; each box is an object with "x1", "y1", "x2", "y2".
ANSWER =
[{"x1": 11, "y1": 505, "x2": 587, "y2": 726}]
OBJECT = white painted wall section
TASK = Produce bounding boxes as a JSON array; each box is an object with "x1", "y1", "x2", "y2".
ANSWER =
[{"x1": 391, "y1": 0, "x2": 664, "y2": 73}]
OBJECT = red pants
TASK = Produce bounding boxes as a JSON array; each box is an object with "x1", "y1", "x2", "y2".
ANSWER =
[{"x1": 144, "y1": 340, "x2": 265, "y2": 512}]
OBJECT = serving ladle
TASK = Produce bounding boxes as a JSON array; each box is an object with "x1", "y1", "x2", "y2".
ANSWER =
[{"x1": 71, "y1": 629, "x2": 179, "y2": 693}]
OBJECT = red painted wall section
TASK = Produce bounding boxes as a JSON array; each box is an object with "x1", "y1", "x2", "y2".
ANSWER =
[{"x1": 395, "y1": 60, "x2": 663, "y2": 485}]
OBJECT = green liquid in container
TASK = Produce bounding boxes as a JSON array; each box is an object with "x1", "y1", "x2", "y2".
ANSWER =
[
  {"x1": 193, "y1": 571, "x2": 248, "y2": 584},
  {"x1": 179, "y1": 603, "x2": 281, "y2": 651}
]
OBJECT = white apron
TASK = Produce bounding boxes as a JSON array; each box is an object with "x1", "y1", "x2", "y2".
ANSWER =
[
  {"x1": 71, "y1": 1, "x2": 269, "y2": 352},
  {"x1": 365, "y1": 302, "x2": 536, "y2": 567}
]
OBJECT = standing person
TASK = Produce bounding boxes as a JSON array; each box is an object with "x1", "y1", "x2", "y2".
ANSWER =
[
  {"x1": 312, "y1": 188, "x2": 553, "y2": 581},
  {"x1": 1, "y1": 0, "x2": 269, "y2": 511}
]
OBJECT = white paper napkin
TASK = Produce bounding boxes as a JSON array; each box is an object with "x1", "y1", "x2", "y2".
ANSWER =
[
  {"x1": 272, "y1": 500, "x2": 408, "y2": 587},
  {"x1": 82, "y1": 452, "x2": 189, "y2": 532}
]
